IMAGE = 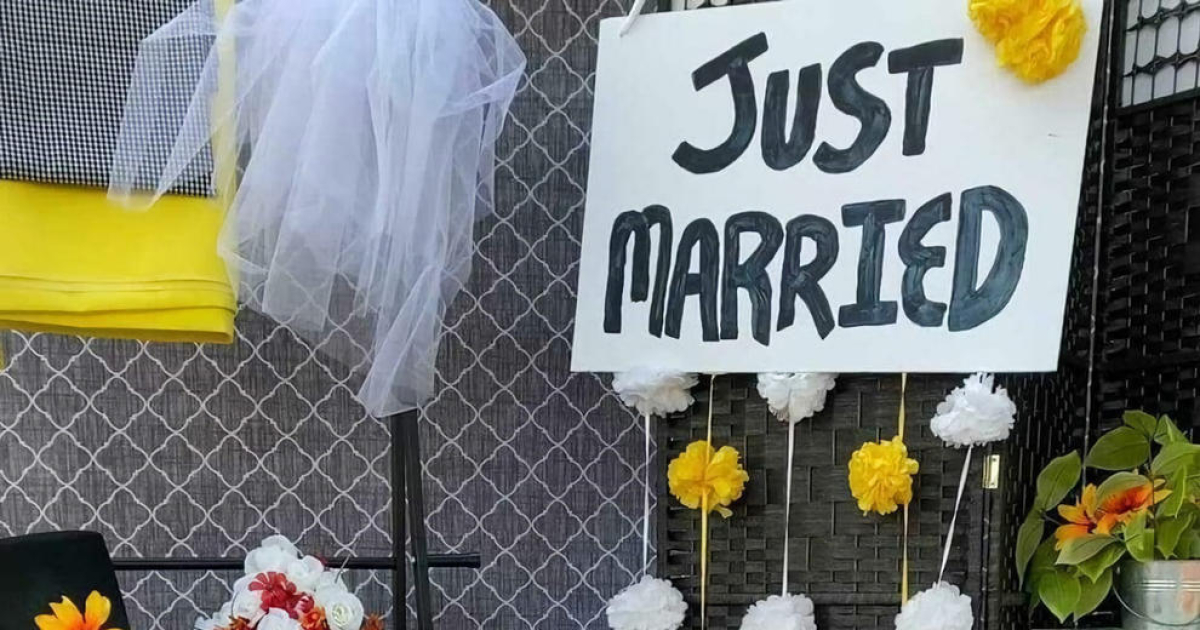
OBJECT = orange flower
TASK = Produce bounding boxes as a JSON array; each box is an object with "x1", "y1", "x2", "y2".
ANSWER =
[
  {"x1": 1094, "y1": 482, "x2": 1168, "y2": 535},
  {"x1": 300, "y1": 608, "x2": 329, "y2": 630},
  {"x1": 363, "y1": 615, "x2": 386, "y2": 630},
  {"x1": 1054, "y1": 483, "x2": 1099, "y2": 549},
  {"x1": 35, "y1": 592, "x2": 122, "y2": 630}
]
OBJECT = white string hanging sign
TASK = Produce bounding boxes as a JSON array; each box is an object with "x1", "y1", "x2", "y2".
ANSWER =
[
  {"x1": 736, "y1": 373, "x2": 835, "y2": 630},
  {"x1": 606, "y1": 368, "x2": 697, "y2": 630},
  {"x1": 897, "y1": 373, "x2": 1015, "y2": 630}
]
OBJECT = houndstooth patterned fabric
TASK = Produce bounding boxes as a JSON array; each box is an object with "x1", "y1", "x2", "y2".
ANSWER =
[
  {"x1": 0, "y1": 0, "x2": 648, "y2": 628},
  {"x1": 0, "y1": 0, "x2": 212, "y2": 195}
]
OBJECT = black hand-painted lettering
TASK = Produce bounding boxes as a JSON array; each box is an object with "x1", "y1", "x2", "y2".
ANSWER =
[
  {"x1": 899, "y1": 193, "x2": 952, "y2": 327},
  {"x1": 813, "y1": 42, "x2": 891, "y2": 174},
  {"x1": 778, "y1": 215, "x2": 839, "y2": 339},
  {"x1": 887, "y1": 39, "x2": 964, "y2": 156},
  {"x1": 672, "y1": 33, "x2": 770, "y2": 175},
  {"x1": 665, "y1": 219, "x2": 720, "y2": 341},
  {"x1": 643, "y1": 205, "x2": 673, "y2": 337},
  {"x1": 838, "y1": 199, "x2": 904, "y2": 327},
  {"x1": 604, "y1": 206, "x2": 674, "y2": 336},
  {"x1": 761, "y1": 64, "x2": 821, "y2": 171},
  {"x1": 948, "y1": 185, "x2": 1028, "y2": 331},
  {"x1": 720, "y1": 212, "x2": 784, "y2": 345},
  {"x1": 604, "y1": 211, "x2": 649, "y2": 333}
]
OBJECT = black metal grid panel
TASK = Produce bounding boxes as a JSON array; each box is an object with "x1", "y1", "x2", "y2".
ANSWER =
[{"x1": 1121, "y1": 0, "x2": 1200, "y2": 108}]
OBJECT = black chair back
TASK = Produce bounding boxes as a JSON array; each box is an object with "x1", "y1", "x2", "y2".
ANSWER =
[{"x1": 0, "y1": 531, "x2": 129, "y2": 630}]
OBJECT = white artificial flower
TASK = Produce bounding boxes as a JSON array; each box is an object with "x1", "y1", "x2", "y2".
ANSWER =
[
  {"x1": 262, "y1": 535, "x2": 301, "y2": 557},
  {"x1": 285, "y1": 556, "x2": 325, "y2": 593},
  {"x1": 316, "y1": 590, "x2": 364, "y2": 630},
  {"x1": 895, "y1": 582, "x2": 973, "y2": 630},
  {"x1": 257, "y1": 609, "x2": 302, "y2": 630},
  {"x1": 606, "y1": 576, "x2": 687, "y2": 630},
  {"x1": 739, "y1": 593, "x2": 816, "y2": 630},
  {"x1": 930, "y1": 373, "x2": 1016, "y2": 447},
  {"x1": 612, "y1": 369, "x2": 698, "y2": 418},
  {"x1": 756, "y1": 373, "x2": 837, "y2": 425},
  {"x1": 315, "y1": 570, "x2": 349, "y2": 594},
  {"x1": 194, "y1": 618, "x2": 221, "y2": 630},
  {"x1": 246, "y1": 536, "x2": 301, "y2": 575},
  {"x1": 194, "y1": 603, "x2": 233, "y2": 630},
  {"x1": 230, "y1": 586, "x2": 264, "y2": 625}
]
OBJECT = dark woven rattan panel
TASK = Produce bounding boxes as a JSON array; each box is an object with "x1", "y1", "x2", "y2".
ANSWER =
[
  {"x1": 1100, "y1": 97, "x2": 1200, "y2": 431},
  {"x1": 656, "y1": 375, "x2": 986, "y2": 630}
]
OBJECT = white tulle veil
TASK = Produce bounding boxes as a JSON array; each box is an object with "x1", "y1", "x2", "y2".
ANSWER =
[{"x1": 109, "y1": 0, "x2": 526, "y2": 416}]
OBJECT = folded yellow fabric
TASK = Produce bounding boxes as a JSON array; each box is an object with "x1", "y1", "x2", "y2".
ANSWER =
[{"x1": 0, "y1": 181, "x2": 235, "y2": 343}]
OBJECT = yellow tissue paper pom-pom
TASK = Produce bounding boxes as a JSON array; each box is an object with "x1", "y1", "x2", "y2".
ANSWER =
[
  {"x1": 968, "y1": 0, "x2": 1027, "y2": 44},
  {"x1": 668, "y1": 440, "x2": 749, "y2": 518},
  {"x1": 848, "y1": 436, "x2": 919, "y2": 516},
  {"x1": 996, "y1": 0, "x2": 1086, "y2": 83},
  {"x1": 970, "y1": 0, "x2": 1087, "y2": 84}
]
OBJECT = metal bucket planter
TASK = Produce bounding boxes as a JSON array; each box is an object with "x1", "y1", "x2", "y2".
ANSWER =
[{"x1": 1118, "y1": 561, "x2": 1200, "y2": 630}]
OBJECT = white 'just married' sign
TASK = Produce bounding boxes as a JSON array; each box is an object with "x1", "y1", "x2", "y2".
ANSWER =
[{"x1": 570, "y1": 0, "x2": 1102, "y2": 373}]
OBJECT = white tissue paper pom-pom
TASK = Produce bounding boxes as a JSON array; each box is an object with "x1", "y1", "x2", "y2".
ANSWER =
[
  {"x1": 930, "y1": 372, "x2": 1016, "y2": 447},
  {"x1": 612, "y1": 369, "x2": 699, "y2": 418},
  {"x1": 895, "y1": 582, "x2": 973, "y2": 630},
  {"x1": 739, "y1": 594, "x2": 817, "y2": 630},
  {"x1": 606, "y1": 575, "x2": 687, "y2": 630},
  {"x1": 756, "y1": 373, "x2": 837, "y2": 425}
]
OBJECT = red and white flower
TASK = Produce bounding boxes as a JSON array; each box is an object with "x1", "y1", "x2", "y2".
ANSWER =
[{"x1": 196, "y1": 538, "x2": 374, "y2": 630}]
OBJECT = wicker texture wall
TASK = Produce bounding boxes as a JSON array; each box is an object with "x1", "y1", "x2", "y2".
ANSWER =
[
  {"x1": 1098, "y1": 97, "x2": 1200, "y2": 430},
  {"x1": 657, "y1": 375, "x2": 984, "y2": 630}
]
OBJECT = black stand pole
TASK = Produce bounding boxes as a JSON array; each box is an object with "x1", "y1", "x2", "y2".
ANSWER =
[
  {"x1": 396, "y1": 410, "x2": 435, "y2": 630},
  {"x1": 392, "y1": 410, "x2": 409, "y2": 628}
]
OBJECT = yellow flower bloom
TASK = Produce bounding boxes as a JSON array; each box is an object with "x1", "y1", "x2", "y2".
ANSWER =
[
  {"x1": 668, "y1": 440, "x2": 749, "y2": 517},
  {"x1": 35, "y1": 592, "x2": 122, "y2": 630},
  {"x1": 848, "y1": 436, "x2": 919, "y2": 515},
  {"x1": 996, "y1": 0, "x2": 1086, "y2": 83},
  {"x1": 969, "y1": 0, "x2": 1027, "y2": 43},
  {"x1": 970, "y1": 0, "x2": 1087, "y2": 84}
]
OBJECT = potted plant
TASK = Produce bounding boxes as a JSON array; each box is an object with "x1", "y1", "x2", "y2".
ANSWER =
[{"x1": 1017, "y1": 410, "x2": 1200, "y2": 629}]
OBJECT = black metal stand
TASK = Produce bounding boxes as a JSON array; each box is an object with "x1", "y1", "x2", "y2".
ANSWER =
[
  {"x1": 112, "y1": 409, "x2": 479, "y2": 629},
  {"x1": 398, "y1": 411, "x2": 435, "y2": 630}
]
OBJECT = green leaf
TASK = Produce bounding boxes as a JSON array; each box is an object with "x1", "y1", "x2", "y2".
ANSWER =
[
  {"x1": 1125, "y1": 510, "x2": 1155, "y2": 562},
  {"x1": 1031, "y1": 537, "x2": 1060, "y2": 576},
  {"x1": 1159, "y1": 467, "x2": 1188, "y2": 518},
  {"x1": 1038, "y1": 569, "x2": 1082, "y2": 623},
  {"x1": 1125, "y1": 410, "x2": 1159, "y2": 438},
  {"x1": 1086, "y1": 427, "x2": 1151, "y2": 470},
  {"x1": 1155, "y1": 415, "x2": 1188, "y2": 446},
  {"x1": 1057, "y1": 535, "x2": 1118, "y2": 566},
  {"x1": 1158, "y1": 513, "x2": 1195, "y2": 559},
  {"x1": 1016, "y1": 513, "x2": 1044, "y2": 586},
  {"x1": 1036, "y1": 452, "x2": 1082, "y2": 510},
  {"x1": 1152, "y1": 442, "x2": 1200, "y2": 476},
  {"x1": 1180, "y1": 531, "x2": 1200, "y2": 559},
  {"x1": 1096, "y1": 472, "x2": 1151, "y2": 506},
  {"x1": 1028, "y1": 582, "x2": 1042, "y2": 611},
  {"x1": 1074, "y1": 567, "x2": 1113, "y2": 620},
  {"x1": 1076, "y1": 543, "x2": 1125, "y2": 582}
]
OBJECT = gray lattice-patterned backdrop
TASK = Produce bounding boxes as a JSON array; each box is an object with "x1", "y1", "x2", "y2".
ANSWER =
[{"x1": 0, "y1": 0, "x2": 644, "y2": 628}]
